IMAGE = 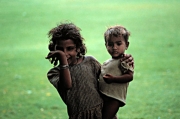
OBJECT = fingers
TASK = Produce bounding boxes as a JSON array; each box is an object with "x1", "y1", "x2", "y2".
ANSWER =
[
  {"x1": 121, "y1": 54, "x2": 133, "y2": 62},
  {"x1": 103, "y1": 74, "x2": 113, "y2": 78},
  {"x1": 103, "y1": 75, "x2": 108, "y2": 79},
  {"x1": 51, "y1": 57, "x2": 55, "y2": 64},
  {"x1": 54, "y1": 58, "x2": 58, "y2": 66},
  {"x1": 45, "y1": 52, "x2": 57, "y2": 65},
  {"x1": 120, "y1": 54, "x2": 135, "y2": 68},
  {"x1": 46, "y1": 51, "x2": 57, "y2": 60},
  {"x1": 130, "y1": 60, "x2": 135, "y2": 68},
  {"x1": 45, "y1": 52, "x2": 53, "y2": 59},
  {"x1": 121, "y1": 54, "x2": 131, "y2": 61},
  {"x1": 105, "y1": 74, "x2": 111, "y2": 76}
]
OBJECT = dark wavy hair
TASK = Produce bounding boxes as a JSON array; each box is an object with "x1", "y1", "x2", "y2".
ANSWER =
[{"x1": 48, "y1": 22, "x2": 87, "y2": 57}]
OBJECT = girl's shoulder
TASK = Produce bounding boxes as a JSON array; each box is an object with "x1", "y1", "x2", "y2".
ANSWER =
[
  {"x1": 83, "y1": 55, "x2": 101, "y2": 67},
  {"x1": 84, "y1": 55, "x2": 98, "y2": 62},
  {"x1": 48, "y1": 66, "x2": 60, "y2": 74},
  {"x1": 47, "y1": 66, "x2": 60, "y2": 78},
  {"x1": 84, "y1": 55, "x2": 96, "y2": 60}
]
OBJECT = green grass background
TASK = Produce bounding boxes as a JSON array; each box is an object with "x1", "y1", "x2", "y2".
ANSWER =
[{"x1": 0, "y1": 0, "x2": 180, "y2": 119}]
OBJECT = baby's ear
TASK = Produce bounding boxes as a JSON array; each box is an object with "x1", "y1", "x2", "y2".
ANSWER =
[{"x1": 126, "y1": 42, "x2": 129, "y2": 50}]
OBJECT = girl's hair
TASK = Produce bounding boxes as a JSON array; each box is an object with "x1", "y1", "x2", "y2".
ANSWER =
[
  {"x1": 104, "y1": 25, "x2": 130, "y2": 44},
  {"x1": 48, "y1": 22, "x2": 87, "y2": 57}
]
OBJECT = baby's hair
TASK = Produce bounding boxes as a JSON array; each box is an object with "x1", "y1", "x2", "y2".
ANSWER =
[
  {"x1": 48, "y1": 22, "x2": 87, "y2": 57},
  {"x1": 104, "y1": 25, "x2": 130, "y2": 44}
]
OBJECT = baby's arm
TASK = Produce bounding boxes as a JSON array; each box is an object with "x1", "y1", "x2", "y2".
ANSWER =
[
  {"x1": 103, "y1": 71, "x2": 133, "y2": 84},
  {"x1": 46, "y1": 51, "x2": 72, "y2": 89}
]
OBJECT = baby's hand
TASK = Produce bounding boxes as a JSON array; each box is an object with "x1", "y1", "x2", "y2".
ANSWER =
[{"x1": 103, "y1": 74, "x2": 114, "y2": 84}]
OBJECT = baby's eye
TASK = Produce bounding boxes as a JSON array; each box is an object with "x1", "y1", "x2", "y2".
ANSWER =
[{"x1": 117, "y1": 42, "x2": 121, "y2": 46}]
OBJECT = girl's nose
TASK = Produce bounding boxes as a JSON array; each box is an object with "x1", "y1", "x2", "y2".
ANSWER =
[{"x1": 64, "y1": 50, "x2": 68, "y2": 55}]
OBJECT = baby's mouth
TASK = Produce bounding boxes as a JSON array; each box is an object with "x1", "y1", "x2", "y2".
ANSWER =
[{"x1": 112, "y1": 51, "x2": 118, "y2": 54}]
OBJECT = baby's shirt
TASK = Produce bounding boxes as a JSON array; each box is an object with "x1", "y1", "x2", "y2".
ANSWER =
[{"x1": 99, "y1": 58, "x2": 133, "y2": 106}]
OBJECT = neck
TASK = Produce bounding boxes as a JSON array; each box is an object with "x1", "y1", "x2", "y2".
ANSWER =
[{"x1": 112, "y1": 54, "x2": 124, "y2": 59}]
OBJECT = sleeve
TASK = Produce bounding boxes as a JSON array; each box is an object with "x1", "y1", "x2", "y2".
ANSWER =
[
  {"x1": 47, "y1": 67, "x2": 60, "y2": 88},
  {"x1": 120, "y1": 61, "x2": 134, "y2": 74},
  {"x1": 89, "y1": 56, "x2": 101, "y2": 79}
]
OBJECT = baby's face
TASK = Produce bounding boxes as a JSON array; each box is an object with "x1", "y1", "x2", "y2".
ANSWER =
[{"x1": 106, "y1": 36, "x2": 129, "y2": 59}]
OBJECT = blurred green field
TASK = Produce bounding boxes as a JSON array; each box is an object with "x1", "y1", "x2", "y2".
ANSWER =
[{"x1": 0, "y1": 0, "x2": 180, "y2": 119}]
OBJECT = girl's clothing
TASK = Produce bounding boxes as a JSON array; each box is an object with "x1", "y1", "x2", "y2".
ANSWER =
[
  {"x1": 47, "y1": 56, "x2": 103, "y2": 119},
  {"x1": 99, "y1": 58, "x2": 133, "y2": 106},
  {"x1": 70, "y1": 104, "x2": 102, "y2": 119}
]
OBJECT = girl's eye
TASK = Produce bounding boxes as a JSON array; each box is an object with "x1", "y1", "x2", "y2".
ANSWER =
[
  {"x1": 56, "y1": 47, "x2": 63, "y2": 51},
  {"x1": 67, "y1": 46, "x2": 76, "y2": 51},
  {"x1": 107, "y1": 43, "x2": 113, "y2": 47}
]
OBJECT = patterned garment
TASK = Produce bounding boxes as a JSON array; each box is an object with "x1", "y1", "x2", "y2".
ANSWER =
[
  {"x1": 99, "y1": 58, "x2": 134, "y2": 106},
  {"x1": 47, "y1": 56, "x2": 103, "y2": 119}
]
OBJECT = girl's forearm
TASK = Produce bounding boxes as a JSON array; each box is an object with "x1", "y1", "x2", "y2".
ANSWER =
[
  {"x1": 59, "y1": 57, "x2": 72, "y2": 89},
  {"x1": 60, "y1": 68, "x2": 72, "y2": 89}
]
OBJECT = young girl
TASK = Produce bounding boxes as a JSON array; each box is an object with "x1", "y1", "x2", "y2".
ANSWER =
[
  {"x1": 99, "y1": 25, "x2": 134, "y2": 119},
  {"x1": 45, "y1": 22, "x2": 134, "y2": 119}
]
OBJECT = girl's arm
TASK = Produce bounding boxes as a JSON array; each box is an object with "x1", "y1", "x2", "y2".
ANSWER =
[
  {"x1": 103, "y1": 71, "x2": 133, "y2": 84},
  {"x1": 58, "y1": 55, "x2": 72, "y2": 89},
  {"x1": 121, "y1": 54, "x2": 134, "y2": 68},
  {"x1": 46, "y1": 51, "x2": 72, "y2": 89}
]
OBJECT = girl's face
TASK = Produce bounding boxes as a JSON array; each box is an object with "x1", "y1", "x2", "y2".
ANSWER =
[
  {"x1": 55, "y1": 39, "x2": 78, "y2": 65},
  {"x1": 106, "y1": 36, "x2": 129, "y2": 59}
]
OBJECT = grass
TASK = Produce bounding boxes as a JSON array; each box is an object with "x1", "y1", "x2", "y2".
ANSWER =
[{"x1": 0, "y1": 0, "x2": 180, "y2": 119}]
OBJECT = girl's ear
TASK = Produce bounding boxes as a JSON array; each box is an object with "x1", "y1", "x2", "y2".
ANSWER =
[
  {"x1": 49, "y1": 43, "x2": 55, "y2": 51},
  {"x1": 105, "y1": 43, "x2": 107, "y2": 47},
  {"x1": 76, "y1": 48, "x2": 81, "y2": 58},
  {"x1": 76, "y1": 48, "x2": 80, "y2": 52}
]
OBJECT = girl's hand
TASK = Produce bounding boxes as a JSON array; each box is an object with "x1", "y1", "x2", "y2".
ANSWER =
[
  {"x1": 103, "y1": 74, "x2": 114, "y2": 84},
  {"x1": 45, "y1": 50, "x2": 66, "y2": 66},
  {"x1": 121, "y1": 54, "x2": 134, "y2": 68}
]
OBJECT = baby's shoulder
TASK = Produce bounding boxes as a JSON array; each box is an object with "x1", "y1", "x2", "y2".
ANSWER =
[{"x1": 102, "y1": 58, "x2": 119, "y2": 66}]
